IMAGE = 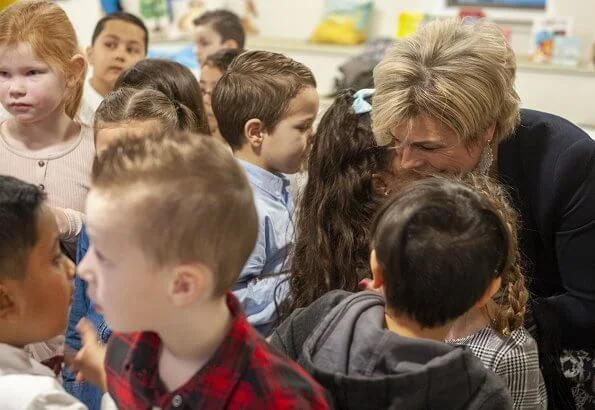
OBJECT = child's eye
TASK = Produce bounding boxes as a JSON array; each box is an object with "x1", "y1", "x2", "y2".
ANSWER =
[
  {"x1": 0, "y1": 71, "x2": 8, "y2": 79},
  {"x1": 296, "y1": 124, "x2": 312, "y2": 133},
  {"x1": 127, "y1": 46, "x2": 140, "y2": 55},
  {"x1": 26, "y1": 70, "x2": 42, "y2": 76},
  {"x1": 105, "y1": 42, "x2": 117, "y2": 49},
  {"x1": 199, "y1": 39, "x2": 210, "y2": 47}
]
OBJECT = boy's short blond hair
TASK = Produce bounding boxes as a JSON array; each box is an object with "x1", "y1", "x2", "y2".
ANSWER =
[
  {"x1": 91, "y1": 131, "x2": 258, "y2": 296},
  {"x1": 373, "y1": 18, "x2": 520, "y2": 147},
  {"x1": 212, "y1": 50, "x2": 317, "y2": 151}
]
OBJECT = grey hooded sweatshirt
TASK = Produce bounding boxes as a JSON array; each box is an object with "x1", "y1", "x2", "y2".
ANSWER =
[{"x1": 271, "y1": 291, "x2": 513, "y2": 410}]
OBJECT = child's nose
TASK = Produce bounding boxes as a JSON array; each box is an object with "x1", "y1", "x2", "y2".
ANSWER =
[
  {"x1": 64, "y1": 258, "x2": 76, "y2": 280},
  {"x1": 8, "y1": 78, "x2": 26, "y2": 96}
]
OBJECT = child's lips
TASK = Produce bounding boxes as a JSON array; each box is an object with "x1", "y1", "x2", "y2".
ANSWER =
[{"x1": 9, "y1": 103, "x2": 32, "y2": 111}]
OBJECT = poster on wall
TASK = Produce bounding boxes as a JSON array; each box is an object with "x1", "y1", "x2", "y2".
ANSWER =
[{"x1": 447, "y1": 0, "x2": 545, "y2": 9}]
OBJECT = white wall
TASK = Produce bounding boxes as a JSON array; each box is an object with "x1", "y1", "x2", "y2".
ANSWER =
[
  {"x1": 59, "y1": 0, "x2": 595, "y2": 128},
  {"x1": 59, "y1": 0, "x2": 102, "y2": 48},
  {"x1": 61, "y1": 0, "x2": 594, "y2": 54}
]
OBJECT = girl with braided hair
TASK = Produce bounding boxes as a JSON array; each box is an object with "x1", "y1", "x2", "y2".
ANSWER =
[{"x1": 445, "y1": 174, "x2": 546, "y2": 409}]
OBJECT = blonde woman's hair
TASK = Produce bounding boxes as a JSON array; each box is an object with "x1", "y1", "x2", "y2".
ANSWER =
[
  {"x1": 462, "y1": 174, "x2": 528, "y2": 337},
  {"x1": 0, "y1": 0, "x2": 86, "y2": 119},
  {"x1": 373, "y1": 18, "x2": 520, "y2": 147}
]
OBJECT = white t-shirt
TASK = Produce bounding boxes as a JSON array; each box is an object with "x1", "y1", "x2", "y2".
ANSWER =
[
  {"x1": 77, "y1": 78, "x2": 104, "y2": 127},
  {"x1": 0, "y1": 343, "x2": 116, "y2": 410}
]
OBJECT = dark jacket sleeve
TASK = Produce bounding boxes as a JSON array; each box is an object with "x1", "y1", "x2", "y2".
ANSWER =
[
  {"x1": 270, "y1": 290, "x2": 352, "y2": 362},
  {"x1": 540, "y1": 135, "x2": 595, "y2": 348}
]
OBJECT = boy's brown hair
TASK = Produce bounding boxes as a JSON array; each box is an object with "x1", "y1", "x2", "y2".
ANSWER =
[
  {"x1": 192, "y1": 9, "x2": 245, "y2": 49},
  {"x1": 212, "y1": 50, "x2": 316, "y2": 151},
  {"x1": 91, "y1": 131, "x2": 258, "y2": 296}
]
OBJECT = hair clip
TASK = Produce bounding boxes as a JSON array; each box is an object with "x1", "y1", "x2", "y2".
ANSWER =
[{"x1": 352, "y1": 88, "x2": 375, "y2": 114}]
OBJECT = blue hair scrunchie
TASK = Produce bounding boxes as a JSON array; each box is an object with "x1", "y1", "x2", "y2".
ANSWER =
[{"x1": 352, "y1": 88, "x2": 375, "y2": 114}]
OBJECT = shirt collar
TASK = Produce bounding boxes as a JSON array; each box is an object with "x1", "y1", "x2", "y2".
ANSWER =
[
  {"x1": 0, "y1": 343, "x2": 56, "y2": 378},
  {"x1": 237, "y1": 159, "x2": 290, "y2": 199},
  {"x1": 124, "y1": 293, "x2": 255, "y2": 405}
]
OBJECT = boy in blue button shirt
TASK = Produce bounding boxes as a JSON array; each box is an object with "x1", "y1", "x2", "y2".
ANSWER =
[{"x1": 212, "y1": 50, "x2": 319, "y2": 335}]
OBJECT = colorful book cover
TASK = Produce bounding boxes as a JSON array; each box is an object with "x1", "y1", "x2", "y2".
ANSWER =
[{"x1": 529, "y1": 17, "x2": 572, "y2": 64}]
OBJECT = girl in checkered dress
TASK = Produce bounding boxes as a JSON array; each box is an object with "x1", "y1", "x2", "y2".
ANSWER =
[{"x1": 445, "y1": 175, "x2": 547, "y2": 409}]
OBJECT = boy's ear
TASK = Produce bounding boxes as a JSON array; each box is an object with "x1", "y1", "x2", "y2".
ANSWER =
[
  {"x1": 222, "y1": 39, "x2": 239, "y2": 49},
  {"x1": 370, "y1": 250, "x2": 384, "y2": 290},
  {"x1": 244, "y1": 118, "x2": 264, "y2": 148},
  {"x1": 474, "y1": 276, "x2": 502, "y2": 309},
  {"x1": 0, "y1": 283, "x2": 20, "y2": 320},
  {"x1": 67, "y1": 54, "x2": 86, "y2": 88},
  {"x1": 168, "y1": 264, "x2": 212, "y2": 307}
]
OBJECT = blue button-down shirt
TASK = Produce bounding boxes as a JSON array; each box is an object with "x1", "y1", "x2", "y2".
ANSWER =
[{"x1": 235, "y1": 160, "x2": 294, "y2": 335}]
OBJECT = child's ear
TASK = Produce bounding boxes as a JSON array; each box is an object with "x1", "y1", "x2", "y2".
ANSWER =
[
  {"x1": 67, "y1": 54, "x2": 86, "y2": 88},
  {"x1": 371, "y1": 171, "x2": 392, "y2": 197},
  {"x1": 244, "y1": 119, "x2": 264, "y2": 148},
  {"x1": 222, "y1": 39, "x2": 239, "y2": 49},
  {"x1": 370, "y1": 249, "x2": 384, "y2": 290},
  {"x1": 474, "y1": 276, "x2": 502, "y2": 309},
  {"x1": 0, "y1": 283, "x2": 20, "y2": 320},
  {"x1": 168, "y1": 264, "x2": 211, "y2": 306}
]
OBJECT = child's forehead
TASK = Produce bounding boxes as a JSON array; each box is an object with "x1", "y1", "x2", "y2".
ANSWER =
[
  {"x1": 193, "y1": 23, "x2": 221, "y2": 39},
  {"x1": 285, "y1": 86, "x2": 319, "y2": 116},
  {"x1": 0, "y1": 42, "x2": 45, "y2": 64},
  {"x1": 85, "y1": 189, "x2": 138, "y2": 233},
  {"x1": 97, "y1": 19, "x2": 146, "y2": 44}
]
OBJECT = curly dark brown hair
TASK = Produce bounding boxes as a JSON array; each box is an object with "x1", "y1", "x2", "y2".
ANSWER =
[{"x1": 286, "y1": 90, "x2": 392, "y2": 313}]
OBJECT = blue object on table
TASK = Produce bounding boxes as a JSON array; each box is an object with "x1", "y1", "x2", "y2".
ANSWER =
[
  {"x1": 100, "y1": 0, "x2": 122, "y2": 14},
  {"x1": 147, "y1": 44, "x2": 199, "y2": 70}
]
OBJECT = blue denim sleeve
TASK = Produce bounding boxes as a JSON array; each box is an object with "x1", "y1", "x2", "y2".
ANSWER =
[
  {"x1": 64, "y1": 226, "x2": 90, "y2": 359},
  {"x1": 63, "y1": 226, "x2": 105, "y2": 410}
]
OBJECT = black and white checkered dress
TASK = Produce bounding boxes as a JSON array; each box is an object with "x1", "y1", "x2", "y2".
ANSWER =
[{"x1": 447, "y1": 326, "x2": 547, "y2": 409}]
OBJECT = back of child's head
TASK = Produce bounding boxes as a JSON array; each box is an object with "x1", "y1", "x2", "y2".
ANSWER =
[
  {"x1": 91, "y1": 131, "x2": 258, "y2": 296},
  {"x1": 370, "y1": 176, "x2": 516, "y2": 328},
  {"x1": 193, "y1": 9, "x2": 245, "y2": 49},
  {"x1": 212, "y1": 50, "x2": 316, "y2": 151},
  {"x1": 91, "y1": 11, "x2": 149, "y2": 52},
  {"x1": 289, "y1": 89, "x2": 391, "y2": 312},
  {"x1": 0, "y1": 175, "x2": 46, "y2": 280},
  {"x1": 0, "y1": 0, "x2": 86, "y2": 119},
  {"x1": 203, "y1": 48, "x2": 244, "y2": 72},
  {"x1": 95, "y1": 87, "x2": 199, "y2": 136},
  {"x1": 115, "y1": 58, "x2": 209, "y2": 134}
]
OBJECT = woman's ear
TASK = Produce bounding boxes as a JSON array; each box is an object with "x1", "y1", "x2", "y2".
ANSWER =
[
  {"x1": 67, "y1": 54, "x2": 86, "y2": 88},
  {"x1": 483, "y1": 123, "x2": 496, "y2": 144},
  {"x1": 222, "y1": 39, "x2": 239, "y2": 49},
  {"x1": 244, "y1": 119, "x2": 264, "y2": 149},
  {"x1": 474, "y1": 276, "x2": 502, "y2": 309}
]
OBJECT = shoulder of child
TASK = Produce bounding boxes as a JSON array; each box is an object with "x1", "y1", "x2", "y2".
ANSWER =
[{"x1": 0, "y1": 374, "x2": 88, "y2": 410}]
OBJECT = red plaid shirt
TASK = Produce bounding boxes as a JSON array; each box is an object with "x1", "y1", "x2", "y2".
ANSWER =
[{"x1": 104, "y1": 293, "x2": 331, "y2": 410}]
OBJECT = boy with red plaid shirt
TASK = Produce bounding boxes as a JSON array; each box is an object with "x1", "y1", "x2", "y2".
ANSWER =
[{"x1": 69, "y1": 131, "x2": 331, "y2": 409}]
